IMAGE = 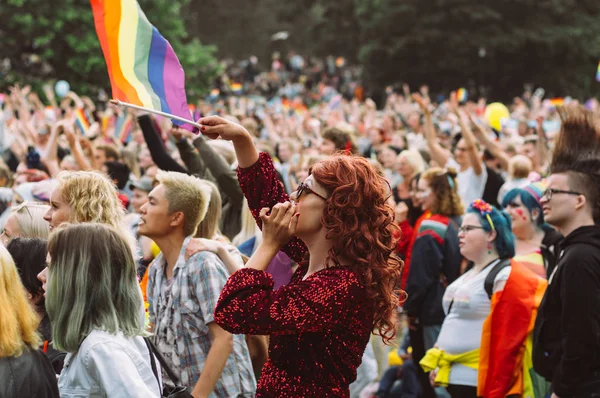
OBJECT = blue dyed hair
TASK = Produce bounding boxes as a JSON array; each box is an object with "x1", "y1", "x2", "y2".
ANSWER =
[
  {"x1": 467, "y1": 204, "x2": 516, "y2": 259},
  {"x1": 501, "y1": 188, "x2": 544, "y2": 226}
]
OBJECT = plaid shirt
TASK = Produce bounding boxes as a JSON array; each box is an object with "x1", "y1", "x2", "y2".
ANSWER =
[{"x1": 147, "y1": 236, "x2": 256, "y2": 397}]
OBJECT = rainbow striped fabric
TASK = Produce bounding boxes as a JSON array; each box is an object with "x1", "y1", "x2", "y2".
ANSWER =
[
  {"x1": 91, "y1": 0, "x2": 196, "y2": 132},
  {"x1": 74, "y1": 108, "x2": 90, "y2": 134},
  {"x1": 597, "y1": 61, "x2": 600, "y2": 82}
]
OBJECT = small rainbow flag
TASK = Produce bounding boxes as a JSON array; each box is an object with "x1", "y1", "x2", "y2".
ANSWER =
[
  {"x1": 596, "y1": 61, "x2": 600, "y2": 82},
  {"x1": 457, "y1": 88, "x2": 468, "y2": 103},
  {"x1": 550, "y1": 98, "x2": 564, "y2": 107},
  {"x1": 115, "y1": 113, "x2": 133, "y2": 144},
  {"x1": 230, "y1": 82, "x2": 243, "y2": 94},
  {"x1": 74, "y1": 108, "x2": 91, "y2": 135},
  {"x1": 91, "y1": 0, "x2": 196, "y2": 132}
]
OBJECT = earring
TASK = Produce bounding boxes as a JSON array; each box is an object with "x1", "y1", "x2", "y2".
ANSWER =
[{"x1": 487, "y1": 243, "x2": 492, "y2": 255}]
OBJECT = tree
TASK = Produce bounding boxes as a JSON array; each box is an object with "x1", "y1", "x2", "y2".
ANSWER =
[
  {"x1": 355, "y1": 0, "x2": 600, "y2": 100},
  {"x1": 0, "y1": 0, "x2": 220, "y2": 98}
]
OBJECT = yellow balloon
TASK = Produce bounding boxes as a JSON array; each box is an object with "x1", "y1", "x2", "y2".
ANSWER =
[{"x1": 484, "y1": 103, "x2": 510, "y2": 131}]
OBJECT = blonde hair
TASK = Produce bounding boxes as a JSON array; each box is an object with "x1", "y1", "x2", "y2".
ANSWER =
[
  {"x1": 509, "y1": 155, "x2": 533, "y2": 179},
  {"x1": 398, "y1": 149, "x2": 425, "y2": 175},
  {"x1": 121, "y1": 149, "x2": 141, "y2": 179},
  {"x1": 10, "y1": 202, "x2": 50, "y2": 240},
  {"x1": 195, "y1": 180, "x2": 223, "y2": 240},
  {"x1": 156, "y1": 171, "x2": 211, "y2": 237},
  {"x1": 56, "y1": 170, "x2": 125, "y2": 228},
  {"x1": 0, "y1": 244, "x2": 41, "y2": 356},
  {"x1": 46, "y1": 224, "x2": 144, "y2": 352},
  {"x1": 232, "y1": 198, "x2": 261, "y2": 247}
]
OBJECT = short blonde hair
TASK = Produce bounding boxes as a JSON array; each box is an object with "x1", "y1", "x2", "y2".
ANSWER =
[
  {"x1": 0, "y1": 244, "x2": 41, "y2": 356},
  {"x1": 195, "y1": 180, "x2": 222, "y2": 240},
  {"x1": 156, "y1": 171, "x2": 211, "y2": 237},
  {"x1": 509, "y1": 155, "x2": 533, "y2": 179},
  {"x1": 10, "y1": 202, "x2": 50, "y2": 240},
  {"x1": 56, "y1": 170, "x2": 125, "y2": 229},
  {"x1": 398, "y1": 149, "x2": 425, "y2": 175}
]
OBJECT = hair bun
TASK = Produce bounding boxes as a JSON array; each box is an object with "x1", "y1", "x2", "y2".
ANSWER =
[{"x1": 445, "y1": 167, "x2": 458, "y2": 180}]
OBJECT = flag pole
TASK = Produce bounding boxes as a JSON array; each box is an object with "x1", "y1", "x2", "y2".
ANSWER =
[{"x1": 109, "y1": 99, "x2": 203, "y2": 130}]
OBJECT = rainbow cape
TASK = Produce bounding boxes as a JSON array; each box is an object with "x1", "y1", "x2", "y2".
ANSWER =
[
  {"x1": 91, "y1": 0, "x2": 196, "y2": 132},
  {"x1": 478, "y1": 260, "x2": 549, "y2": 398},
  {"x1": 74, "y1": 108, "x2": 91, "y2": 135}
]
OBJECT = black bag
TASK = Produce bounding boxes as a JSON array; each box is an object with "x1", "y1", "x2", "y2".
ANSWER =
[{"x1": 144, "y1": 338, "x2": 193, "y2": 398}]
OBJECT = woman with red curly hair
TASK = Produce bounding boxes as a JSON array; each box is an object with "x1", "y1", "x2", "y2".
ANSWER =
[{"x1": 198, "y1": 115, "x2": 403, "y2": 397}]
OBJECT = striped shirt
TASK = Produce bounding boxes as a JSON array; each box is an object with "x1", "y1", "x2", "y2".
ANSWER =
[{"x1": 147, "y1": 236, "x2": 256, "y2": 397}]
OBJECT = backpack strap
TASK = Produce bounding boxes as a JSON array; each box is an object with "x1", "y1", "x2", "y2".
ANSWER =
[{"x1": 484, "y1": 258, "x2": 511, "y2": 300}]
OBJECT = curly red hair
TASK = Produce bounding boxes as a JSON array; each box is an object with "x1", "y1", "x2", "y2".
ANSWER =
[{"x1": 311, "y1": 155, "x2": 404, "y2": 344}]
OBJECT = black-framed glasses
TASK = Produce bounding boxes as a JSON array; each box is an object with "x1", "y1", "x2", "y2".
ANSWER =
[
  {"x1": 541, "y1": 188, "x2": 582, "y2": 201},
  {"x1": 296, "y1": 182, "x2": 327, "y2": 201},
  {"x1": 458, "y1": 225, "x2": 486, "y2": 234}
]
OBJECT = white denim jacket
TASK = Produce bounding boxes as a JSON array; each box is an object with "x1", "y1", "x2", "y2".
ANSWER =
[{"x1": 58, "y1": 330, "x2": 162, "y2": 397}]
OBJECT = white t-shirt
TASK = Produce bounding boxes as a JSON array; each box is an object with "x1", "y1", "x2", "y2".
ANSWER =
[
  {"x1": 435, "y1": 260, "x2": 511, "y2": 387},
  {"x1": 446, "y1": 158, "x2": 487, "y2": 207}
]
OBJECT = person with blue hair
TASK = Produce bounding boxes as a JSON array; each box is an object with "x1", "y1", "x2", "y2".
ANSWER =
[
  {"x1": 421, "y1": 199, "x2": 548, "y2": 398},
  {"x1": 502, "y1": 182, "x2": 563, "y2": 278}
]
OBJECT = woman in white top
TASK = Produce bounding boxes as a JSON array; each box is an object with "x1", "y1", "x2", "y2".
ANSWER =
[
  {"x1": 44, "y1": 223, "x2": 161, "y2": 398},
  {"x1": 428, "y1": 200, "x2": 516, "y2": 397}
]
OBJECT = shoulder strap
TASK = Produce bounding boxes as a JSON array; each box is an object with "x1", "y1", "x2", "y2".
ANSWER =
[
  {"x1": 144, "y1": 337, "x2": 182, "y2": 387},
  {"x1": 484, "y1": 258, "x2": 511, "y2": 299},
  {"x1": 144, "y1": 338, "x2": 160, "y2": 392}
]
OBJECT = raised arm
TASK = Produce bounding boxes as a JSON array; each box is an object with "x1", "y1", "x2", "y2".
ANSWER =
[
  {"x1": 138, "y1": 114, "x2": 188, "y2": 174},
  {"x1": 450, "y1": 93, "x2": 483, "y2": 176},
  {"x1": 198, "y1": 115, "x2": 307, "y2": 263},
  {"x1": 413, "y1": 93, "x2": 450, "y2": 167},
  {"x1": 468, "y1": 113, "x2": 510, "y2": 171}
]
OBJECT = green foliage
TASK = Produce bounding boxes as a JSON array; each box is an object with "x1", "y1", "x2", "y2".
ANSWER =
[
  {"x1": 355, "y1": 0, "x2": 600, "y2": 99},
  {"x1": 0, "y1": 0, "x2": 220, "y2": 99}
]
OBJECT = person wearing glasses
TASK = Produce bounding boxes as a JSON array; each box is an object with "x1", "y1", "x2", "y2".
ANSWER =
[
  {"x1": 422, "y1": 200, "x2": 547, "y2": 398},
  {"x1": 533, "y1": 105, "x2": 600, "y2": 398},
  {"x1": 197, "y1": 115, "x2": 402, "y2": 397},
  {"x1": 0, "y1": 201, "x2": 49, "y2": 246},
  {"x1": 501, "y1": 182, "x2": 563, "y2": 279}
]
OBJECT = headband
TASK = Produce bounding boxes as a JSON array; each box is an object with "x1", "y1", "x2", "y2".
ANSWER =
[{"x1": 470, "y1": 199, "x2": 495, "y2": 231}]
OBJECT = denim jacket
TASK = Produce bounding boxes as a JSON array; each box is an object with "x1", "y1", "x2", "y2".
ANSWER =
[{"x1": 58, "y1": 330, "x2": 162, "y2": 397}]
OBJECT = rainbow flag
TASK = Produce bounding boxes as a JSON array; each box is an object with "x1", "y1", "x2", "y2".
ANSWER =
[
  {"x1": 478, "y1": 260, "x2": 548, "y2": 398},
  {"x1": 115, "y1": 113, "x2": 133, "y2": 144},
  {"x1": 596, "y1": 61, "x2": 600, "y2": 82},
  {"x1": 457, "y1": 88, "x2": 468, "y2": 103},
  {"x1": 230, "y1": 82, "x2": 243, "y2": 94},
  {"x1": 74, "y1": 108, "x2": 91, "y2": 135},
  {"x1": 91, "y1": 0, "x2": 196, "y2": 132}
]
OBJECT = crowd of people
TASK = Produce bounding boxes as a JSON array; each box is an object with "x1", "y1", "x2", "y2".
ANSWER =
[{"x1": 1, "y1": 51, "x2": 600, "y2": 398}]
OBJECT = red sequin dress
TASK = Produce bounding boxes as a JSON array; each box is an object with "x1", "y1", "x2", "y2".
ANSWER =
[{"x1": 214, "y1": 152, "x2": 374, "y2": 397}]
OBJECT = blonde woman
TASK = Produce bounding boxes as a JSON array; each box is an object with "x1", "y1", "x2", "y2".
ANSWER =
[
  {"x1": 43, "y1": 170, "x2": 127, "y2": 232},
  {"x1": 45, "y1": 223, "x2": 160, "y2": 397},
  {"x1": 42, "y1": 170, "x2": 136, "y2": 255},
  {"x1": 38, "y1": 170, "x2": 144, "y2": 323},
  {"x1": 1, "y1": 201, "x2": 50, "y2": 246},
  {"x1": 0, "y1": 244, "x2": 59, "y2": 397}
]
